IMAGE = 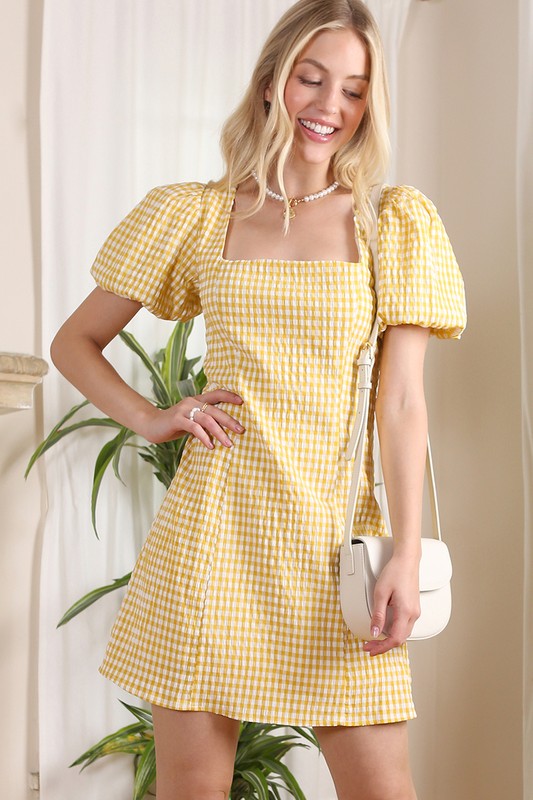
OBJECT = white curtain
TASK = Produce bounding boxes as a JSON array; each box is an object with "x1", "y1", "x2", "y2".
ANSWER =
[
  {"x1": 39, "y1": 3, "x2": 295, "y2": 798},
  {"x1": 365, "y1": 0, "x2": 412, "y2": 178},
  {"x1": 518, "y1": 0, "x2": 533, "y2": 797},
  {"x1": 39, "y1": 2, "x2": 411, "y2": 799}
]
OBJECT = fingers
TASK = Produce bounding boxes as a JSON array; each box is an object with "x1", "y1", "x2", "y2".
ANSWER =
[
  {"x1": 363, "y1": 608, "x2": 419, "y2": 656},
  {"x1": 362, "y1": 588, "x2": 419, "y2": 656},
  {"x1": 186, "y1": 390, "x2": 245, "y2": 450},
  {"x1": 361, "y1": 556, "x2": 421, "y2": 656},
  {"x1": 369, "y1": 599, "x2": 388, "y2": 642},
  {"x1": 201, "y1": 392, "x2": 245, "y2": 432},
  {"x1": 204, "y1": 389, "x2": 244, "y2": 407},
  {"x1": 363, "y1": 622, "x2": 406, "y2": 656},
  {"x1": 363, "y1": 636, "x2": 399, "y2": 657},
  {"x1": 362, "y1": 602, "x2": 392, "y2": 655}
]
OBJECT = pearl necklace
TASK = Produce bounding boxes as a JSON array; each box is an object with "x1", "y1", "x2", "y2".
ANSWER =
[{"x1": 251, "y1": 170, "x2": 339, "y2": 220}]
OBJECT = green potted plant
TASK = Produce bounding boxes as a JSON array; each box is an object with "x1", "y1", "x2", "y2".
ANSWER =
[
  {"x1": 28, "y1": 319, "x2": 318, "y2": 799},
  {"x1": 72, "y1": 700, "x2": 317, "y2": 800}
]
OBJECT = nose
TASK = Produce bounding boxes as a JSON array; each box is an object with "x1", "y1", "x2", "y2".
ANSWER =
[{"x1": 316, "y1": 83, "x2": 339, "y2": 116}]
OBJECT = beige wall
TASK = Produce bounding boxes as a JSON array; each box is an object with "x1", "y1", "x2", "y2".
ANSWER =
[
  {"x1": 0, "y1": 0, "x2": 44, "y2": 798},
  {"x1": 0, "y1": 0, "x2": 524, "y2": 799},
  {"x1": 398, "y1": 1, "x2": 523, "y2": 799}
]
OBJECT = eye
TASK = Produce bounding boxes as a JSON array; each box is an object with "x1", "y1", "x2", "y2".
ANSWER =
[
  {"x1": 344, "y1": 89, "x2": 363, "y2": 100},
  {"x1": 298, "y1": 76, "x2": 321, "y2": 87}
]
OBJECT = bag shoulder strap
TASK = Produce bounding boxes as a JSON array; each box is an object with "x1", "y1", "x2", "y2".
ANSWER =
[
  {"x1": 341, "y1": 184, "x2": 442, "y2": 574},
  {"x1": 344, "y1": 183, "x2": 383, "y2": 463}
]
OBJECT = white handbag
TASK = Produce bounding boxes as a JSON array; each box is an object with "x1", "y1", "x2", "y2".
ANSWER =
[{"x1": 338, "y1": 186, "x2": 453, "y2": 642}]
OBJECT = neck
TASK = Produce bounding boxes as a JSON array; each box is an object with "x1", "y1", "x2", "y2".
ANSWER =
[{"x1": 268, "y1": 162, "x2": 334, "y2": 199}]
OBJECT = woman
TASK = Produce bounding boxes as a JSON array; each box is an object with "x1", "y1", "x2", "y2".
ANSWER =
[{"x1": 51, "y1": 1, "x2": 466, "y2": 798}]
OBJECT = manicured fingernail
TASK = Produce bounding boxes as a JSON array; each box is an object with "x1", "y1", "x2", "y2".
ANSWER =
[
  {"x1": 235, "y1": 424, "x2": 244, "y2": 432},
  {"x1": 371, "y1": 626, "x2": 380, "y2": 639},
  {"x1": 224, "y1": 438, "x2": 233, "y2": 447},
  {"x1": 207, "y1": 442, "x2": 214, "y2": 449}
]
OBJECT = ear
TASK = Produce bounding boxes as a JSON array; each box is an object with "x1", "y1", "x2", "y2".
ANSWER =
[{"x1": 264, "y1": 84, "x2": 272, "y2": 103}]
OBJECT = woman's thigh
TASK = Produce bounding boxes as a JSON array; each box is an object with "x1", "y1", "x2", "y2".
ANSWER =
[
  {"x1": 313, "y1": 721, "x2": 417, "y2": 800},
  {"x1": 152, "y1": 706, "x2": 241, "y2": 800}
]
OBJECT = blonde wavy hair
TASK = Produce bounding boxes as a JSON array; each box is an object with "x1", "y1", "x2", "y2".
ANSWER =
[{"x1": 211, "y1": 0, "x2": 390, "y2": 237}]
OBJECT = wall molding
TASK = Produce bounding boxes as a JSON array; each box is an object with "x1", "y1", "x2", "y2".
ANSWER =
[{"x1": 0, "y1": 353, "x2": 48, "y2": 412}]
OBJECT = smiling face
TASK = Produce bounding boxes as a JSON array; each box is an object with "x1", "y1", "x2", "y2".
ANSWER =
[{"x1": 271, "y1": 28, "x2": 370, "y2": 173}]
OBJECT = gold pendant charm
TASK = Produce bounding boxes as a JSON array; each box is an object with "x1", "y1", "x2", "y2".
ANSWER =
[{"x1": 286, "y1": 198, "x2": 298, "y2": 221}]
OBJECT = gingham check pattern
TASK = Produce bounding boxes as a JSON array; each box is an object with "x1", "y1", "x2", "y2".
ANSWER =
[{"x1": 92, "y1": 182, "x2": 466, "y2": 726}]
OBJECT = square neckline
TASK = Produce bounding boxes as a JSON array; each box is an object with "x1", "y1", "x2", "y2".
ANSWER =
[{"x1": 219, "y1": 185, "x2": 363, "y2": 267}]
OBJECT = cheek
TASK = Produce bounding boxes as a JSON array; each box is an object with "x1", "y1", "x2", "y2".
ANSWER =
[
  {"x1": 284, "y1": 81, "x2": 308, "y2": 116},
  {"x1": 348, "y1": 103, "x2": 367, "y2": 134}
]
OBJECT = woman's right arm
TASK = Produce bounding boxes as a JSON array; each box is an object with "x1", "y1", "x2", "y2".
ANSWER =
[{"x1": 50, "y1": 286, "x2": 244, "y2": 448}]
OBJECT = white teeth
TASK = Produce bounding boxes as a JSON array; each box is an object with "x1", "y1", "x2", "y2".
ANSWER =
[{"x1": 300, "y1": 119, "x2": 336, "y2": 135}]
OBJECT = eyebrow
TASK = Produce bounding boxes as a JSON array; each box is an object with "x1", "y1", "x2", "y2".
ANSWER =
[{"x1": 297, "y1": 57, "x2": 370, "y2": 82}]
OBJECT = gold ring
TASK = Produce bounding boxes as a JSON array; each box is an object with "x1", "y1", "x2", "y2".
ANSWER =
[{"x1": 201, "y1": 402, "x2": 209, "y2": 412}]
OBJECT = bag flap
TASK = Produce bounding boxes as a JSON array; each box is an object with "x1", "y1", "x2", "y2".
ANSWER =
[
  {"x1": 352, "y1": 536, "x2": 452, "y2": 590},
  {"x1": 418, "y1": 539, "x2": 452, "y2": 590}
]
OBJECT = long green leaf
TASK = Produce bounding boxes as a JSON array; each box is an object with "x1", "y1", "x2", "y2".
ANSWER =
[
  {"x1": 26, "y1": 404, "x2": 89, "y2": 477},
  {"x1": 111, "y1": 428, "x2": 137, "y2": 481},
  {"x1": 249, "y1": 733, "x2": 310, "y2": 762},
  {"x1": 234, "y1": 726, "x2": 309, "y2": 769},
  {"x1": 175, "y1": 377, "x2": 198, "y2": 400},
  {"x1": 26, "y1": 417, "x2": 122, "y2": 477},
  {"x1": 41, "y1": 398, "x2": 89, "y2": 437},
  {"x1": 119, "y1": 330, "x2": 170, "y2": 406},
  {"x1": 133, "y1": 738, "x2": 157, "y2": 800},
  {"x1": 70, "y1": 722, "x2": 150, "y2": 769},
  {"x1": 237, "y1": 767, "x2": 269, "y2": 800},
  {"x1": 162, "y1": 321, "x2": 189, "y2": 402},
  {"x1": 120, "y1": 701, "x2": 153, "y2": 729},
  {"x1": 57, "y1": 572, "x2": 132, "y2": 627},
  {"x1": 289, "y1": 726, "x2": 320, "y2": 749},
  {"x1": 91, "y1": 428, "x2": 133, "y2": 536},
  {"x1": 193, "y1": 366, "x2": 207, "y2": 394},
  {"x1": 138, "y1": 438, "x2": 187, "y2": 490},
  {"x1": 26, "y1": 398, "x2": 94, "y2": 475},
  {"x1": 239, "y1": 738, "x2": 295, "y2": 764},
  {"x1": 182, "y1": 354, "x2": 202, "y2": 376},
  {"x1": 235, "y1": 736, "x2": 283, "y2": 765},
  {"x1": 260, "y1": 758, "x2": 306, "y2": 800},
  {"x1": 230, "y1": 777, "x2": 250, "y2": 798}
]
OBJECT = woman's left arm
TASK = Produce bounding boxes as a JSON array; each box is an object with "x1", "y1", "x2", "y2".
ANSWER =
[{"x1": 363, "y1": 323, "x2": 430, "y2": 657}]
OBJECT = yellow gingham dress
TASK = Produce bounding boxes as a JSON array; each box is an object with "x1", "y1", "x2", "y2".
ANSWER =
[{"x1": 93, "y1": 182, "x2": 466, "y2": 726}]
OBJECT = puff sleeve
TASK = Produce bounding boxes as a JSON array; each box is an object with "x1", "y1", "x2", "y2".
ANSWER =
[
  {"x1": 90, "y1": 182, "x2": 205, "y2": 321},
  {"x1": 376, "y1": 185, "x2": 467, "y2": 339}
]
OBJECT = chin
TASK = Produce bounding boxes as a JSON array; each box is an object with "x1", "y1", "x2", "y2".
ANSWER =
[{"x1": 293, "y1": 146, "x2": 336, "y2": 168}]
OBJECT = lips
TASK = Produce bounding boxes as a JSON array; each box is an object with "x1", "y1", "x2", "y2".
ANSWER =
[
  {"x1": 300, "y1": 119, "x2": 336, "y2": 135},
  {"x1": 298, "y1": 118, "x2": 338, "y2": 141}
]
